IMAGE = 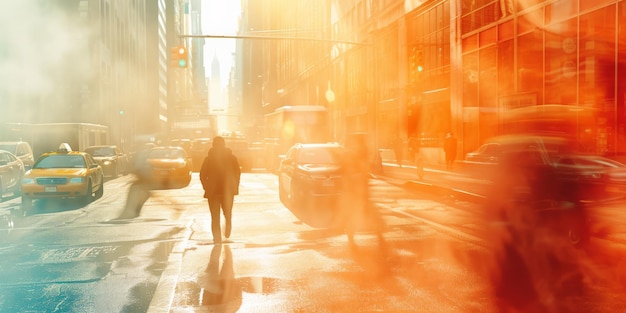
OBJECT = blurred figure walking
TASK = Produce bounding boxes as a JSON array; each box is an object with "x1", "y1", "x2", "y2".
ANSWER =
[
  {"x1": 117, "y1": 142, "x2": 155, "y2": 219},
  {"x1": 336, "y1": 135, "x2": 386, "y2": 247},
  {"x1": 392, "y1": 137, "x2": 404, "y2": 167},
  {"x1": 408, "y1": 137, "x2": 424, "y2": 179},
  {"x1": 200, "y1": 136, "x2": 241, "y2": 244}
]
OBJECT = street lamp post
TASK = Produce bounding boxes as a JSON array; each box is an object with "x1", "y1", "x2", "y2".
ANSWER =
[{"x1": 325, "y1": 80, "x2": 336, "y2": 140}]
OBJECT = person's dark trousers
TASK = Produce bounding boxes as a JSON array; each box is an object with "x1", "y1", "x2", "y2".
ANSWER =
[{"x1": 208, "y1": 195, "x2": 234, "y2": 243}]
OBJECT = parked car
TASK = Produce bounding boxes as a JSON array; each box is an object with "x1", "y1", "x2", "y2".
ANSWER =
[
  {"x1": 0, "y1": 141, "x2": 35, "y2": 171},
  {"x1": 278, "y1": 143, "x2": 346, "y2": 211},
  {"x1": 84, "y1": 145, "x2": 129, "y2": 178},
  {"x1": 190, "y1": 138, "x2": 212, "y2": 172},
  {"x1": 21, "y1": 143, "x2": 104, "y2": 213},
  {"x1": 553, "y1": 154, "x2": 626, "y2": 201},
  {"x1": 170, "y1": 139, "x2": 192, "y2": 155},
  {"x1": 467, "y1": 134, "x2": 583, "y2": 163},
  {"x1": 0, "y1": 150, "x2": 26, "y2": 201},
  {"x1": 464, "y1": 142, "x2": 503, "y2": 163},
  {"x1": 145, "y1": 146, "x2": 192, "y2": 188},
  {"x1": 481, "y1": 134, "x2": 592, "y2": 246}
]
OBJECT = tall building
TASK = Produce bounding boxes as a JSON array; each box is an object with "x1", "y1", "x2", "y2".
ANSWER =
[
  {"x1": 209, "y1": 53, "x2": 224, "y2": 130},
  {"x1": 145, "y1": 0, "x2": 170, "y2": 143},
  {"x1": 166, "y1": 0, "x2": 214, "y2": 140},
  {"x1": 0, "y1": 0, "x2": 153, "y2": 151}
]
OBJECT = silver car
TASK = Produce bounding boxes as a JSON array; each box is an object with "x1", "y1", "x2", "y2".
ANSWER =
[
  {"x1": 0, "y1": 150, "x2": 25, "y2": 200},
  {"x1": 0, "y1": 141, "x2": 34, "y2": 171}
]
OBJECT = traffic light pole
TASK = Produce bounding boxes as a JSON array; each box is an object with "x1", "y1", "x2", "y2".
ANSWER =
[{"x1": 179, "y1": 34, "x2": 370, "y2": 46}]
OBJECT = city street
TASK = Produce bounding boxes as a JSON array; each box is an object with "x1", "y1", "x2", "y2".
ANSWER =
[
  {"x1": 2, "y1": 164, "x2": 626, "y2": 312},
  {"x1": 4, "y1": 1, "x2": 626, "y2": 312},
  {"x1": 160, "y1": 169, "x2": 495, "y2": 312}
]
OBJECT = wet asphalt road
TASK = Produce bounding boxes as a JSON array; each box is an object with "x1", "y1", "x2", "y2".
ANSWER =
[{"x1": 1, "y1": 165, "x2": 626, "y2": 312}]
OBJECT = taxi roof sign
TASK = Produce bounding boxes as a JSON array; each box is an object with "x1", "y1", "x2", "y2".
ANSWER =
[{"x1": 58, "y1": 143, "x2": 72, "y2": 152}]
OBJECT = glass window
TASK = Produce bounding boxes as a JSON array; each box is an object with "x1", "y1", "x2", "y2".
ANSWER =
[
  {"x1": 463, "y1": 52, "x2": 479, "y2": 107},
  {"x1": 479, "y1": 46, "x2": 497, "y2": 108},
  {"x1": 498, "y1": 39, "x2": 514, "y2": 96},
  {"x1": 35, "y1": 155, "x2": 86, "y2": 169},
  {"x1": 579, "y1": 6, "x2": 616, "y2": 106},
  {"x1": 545, "y1": 18, "x2": 577, "y2": 104},
  {"x1": 581, "y1": 0, "x2": 614, "y2": 12},
  {"x1": 517, "y1": 32, "x2": 544, "y2": 96},
  {"x1": 545, "y1": 0, "x2": 578, "y2": 25}
]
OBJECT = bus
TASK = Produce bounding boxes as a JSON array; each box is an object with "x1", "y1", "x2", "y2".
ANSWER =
[{"x1": 263, "y1": 105, "x2": 330, "y2": 171}]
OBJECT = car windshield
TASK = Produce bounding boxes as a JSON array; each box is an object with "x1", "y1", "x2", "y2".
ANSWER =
[
  {"x1": 148, "y1": 149, "x2": 184, "y2": 159},
  {"x1": 296, "y1": 147, "x2": 344, "y2": 164},
  {"x1": 34, "y1": 155, "x2": 86, "y2": 169},
  {"x1": 85, "y1": 147, "x2": 115, "y2": 156},
  {"x1": 0, "y1": 144, "x2": 17, "y2": 154},
  {"x1": 191, "y1": 141, "x2": 210, "y2": 151}
]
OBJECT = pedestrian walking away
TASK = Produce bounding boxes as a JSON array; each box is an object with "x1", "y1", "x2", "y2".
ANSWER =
[
  {"x1": 392, "y1": 136, "x2": 404, "y2": 167},
  {"x1": 200, "y1": 136, "x2": 241, "y2": 244},
  {"x1": 443, "y1": 132, "x2": 457, "y2": 170}
]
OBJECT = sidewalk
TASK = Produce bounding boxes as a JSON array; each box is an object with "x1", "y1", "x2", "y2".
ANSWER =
[{"x1": 147, "y1": 161, "x2": 479, "y2": 313}]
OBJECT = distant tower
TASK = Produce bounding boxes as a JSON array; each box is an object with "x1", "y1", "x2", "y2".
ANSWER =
[
  {"x1": 209, "y1": 52, "x2": 227, "y2": 132},
  {"x1": 209, "y1": 52, "x2": 221, "y2": 111}
]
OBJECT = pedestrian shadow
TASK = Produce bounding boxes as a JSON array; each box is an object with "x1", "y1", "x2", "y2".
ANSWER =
[
  {"x1": 198, "y1": 245, "x2": 242, "y2": 309},
  {"x1": 171, "y1": 244, "x2": 243, "y2": 311}
]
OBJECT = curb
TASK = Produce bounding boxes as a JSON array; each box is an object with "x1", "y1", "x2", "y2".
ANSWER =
[
  {"x1": 403, "y1": 180, "x2": 486, "y2": 204},
  {"x1": 147, "y1": 219, "x2": 193, "y2": 313}
]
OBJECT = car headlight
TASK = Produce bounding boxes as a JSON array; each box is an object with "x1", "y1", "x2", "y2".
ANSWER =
[
  {"x1": 103, "y1": 160, "x2": 112, "y2": 165},
  {"x1": 22, "y1": 178, "x2": 35, "y2": 184},
  {"x1": 69, "y1": 177, "x2": 84, "y2": 184}
]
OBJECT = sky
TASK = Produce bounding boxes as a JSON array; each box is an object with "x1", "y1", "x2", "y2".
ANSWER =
[{"x1": 201, "y1": 1, "x2": 241, "y2": 85}]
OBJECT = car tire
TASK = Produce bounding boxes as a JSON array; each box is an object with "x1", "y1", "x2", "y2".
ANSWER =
[
  {"x1": 278, "y1": 183, "x2": 287, "y2": 206},
  {"x1": 278, "y1": 177, "x2": 288, "y2": 205},
  {"x1": 21, "y1": 196, "x2": 32, "y2": 215},
  {"x1": 82, "y1": 181, "x2": 93, "y2": 204},
  {"x1": 95, "y1": 178, "x2": 104, "y2": 199}
]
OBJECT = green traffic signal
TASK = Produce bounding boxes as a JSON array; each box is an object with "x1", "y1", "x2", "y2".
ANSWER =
[{"x1": 170, "y1": 46, "x2": 188, "y2": 68}]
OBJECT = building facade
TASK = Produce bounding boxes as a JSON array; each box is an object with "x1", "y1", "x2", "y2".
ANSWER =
[
  {"x1": 456, "y1": 0, "x2": 626, "y2": 156},
  {"x1": 235, "y1": 0, "x2": 626, "y2": 162}
]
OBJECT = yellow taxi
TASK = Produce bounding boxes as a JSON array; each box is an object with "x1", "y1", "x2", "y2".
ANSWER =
[
  {"x1": 145, "y1": 146, "x2": 192, "y2": 188},
  {"x1": 21, "y1": 143, "x2": 104, "y2": 213}
]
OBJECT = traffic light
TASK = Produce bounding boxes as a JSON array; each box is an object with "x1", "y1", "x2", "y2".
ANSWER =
[
  {"x1": 415, "y1": 49, "x2": 424, "y2": 73},
  {"x1": 410, "y1": 47, "x2": 424, "y2": 84},
  {"x1": 170, "y1": 46, "x2": 188, "y2": 68}
]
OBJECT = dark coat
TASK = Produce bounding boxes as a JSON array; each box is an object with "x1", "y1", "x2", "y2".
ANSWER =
[
  {"x1": 443, "y1": 136, "x2": 457, "y2": 157},
  {"x1": 200, "y1": 147, "x2": 241, "y2": 198}
]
